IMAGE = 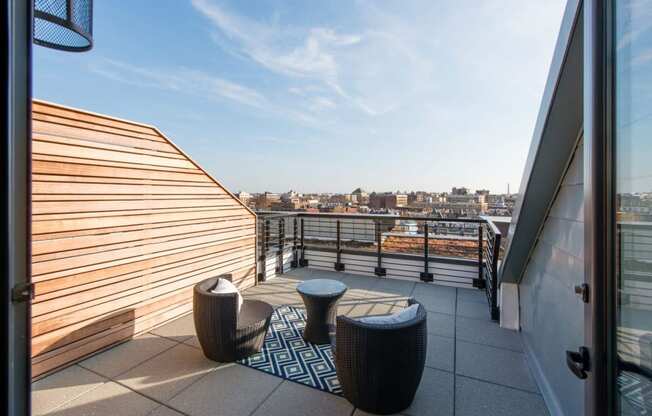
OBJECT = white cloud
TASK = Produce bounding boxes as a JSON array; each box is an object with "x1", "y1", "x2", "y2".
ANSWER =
[
  {"x1": 255, "y1": 135, "x2": 322, "y2": 145},
  {"x1": 191, "y1": 0, "x2": 357, "y2": 81},
  {"x1": 181, "y1": 69, "x2": 267, "y2": 108},
  {"x1": 89, "y1": 58, "x2": 266, "y2": 108},
  {"x1": 88, "y1": 58, "x2": 323, "y2": 125},
  {"x1": 190, "y1": 0, "x2": 422, "y2": 116},
  {"x1": 310, "y1": 96, "x2": 336, "y2": 111}
]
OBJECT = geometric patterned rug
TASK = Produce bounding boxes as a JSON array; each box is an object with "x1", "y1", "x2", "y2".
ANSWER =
[
  {"x1": 238, "y1": 305, "x2": 342, "y2": 395},
  {"x1": 618, "y1": 370, "x2": 652, "y2": 414}
]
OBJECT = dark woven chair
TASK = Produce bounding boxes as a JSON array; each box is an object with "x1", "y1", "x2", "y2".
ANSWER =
[
  {"x1": 193, "y1": 276, "x2": 273, "y2": 362},
  {"x1": 333, "y1": 298, "x2": 427, "y2": 415}
]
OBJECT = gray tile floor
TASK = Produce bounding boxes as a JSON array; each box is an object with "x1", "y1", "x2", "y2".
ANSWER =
[{"x1": 32, "y1": 268, "x2": 549, "y2": 416}]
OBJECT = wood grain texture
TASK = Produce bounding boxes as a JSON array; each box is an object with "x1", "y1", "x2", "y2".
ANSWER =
[{"x1": 31, "y1": 100, "x2": 257, "y2": 378}]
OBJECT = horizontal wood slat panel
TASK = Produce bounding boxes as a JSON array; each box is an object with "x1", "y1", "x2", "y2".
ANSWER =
[
  {"x1": 33, "y1": 253, "x2": 255, "y2": 327},
  {"x1": 32, "y1": 217, "x2": 253, "y2": 255},
  {"x1": 32, "y1": 113, "x2": 174, "y2": 152},
  {"x1": 34, "y1": 237, "x2": 254, "y2": 293},
  {"x1": 33, "y1": 236, "x2": 253, "y2": 284},
  {"x1": 34, "y1": 133, "x2": 187, "y2": 160},
  {"x1": 31, "y1": 100, "x2": 257, "y2": 378},
  {"x1": 32, "y1": 193, "x2": 229, "y2": 202},
  {"x1": 31, "y1": 214, "x2": 247, "y2": 242},
  {"x1": 32, "y1": 174, "x2": 218, "y2": 187},
  {"x1": 32, "y1": 302, "x2": 195, "y2": 378},
  {"x1": 33, "y1": 118, "x2": 179, "y2": 153},
  {"x1": 33, "y1": 154, "x2": 206, "y2": 175},
  {"x1": 33, "y1": 298, "x2": 195, "y2": 362},
  {"x1": 32, "y1": 160, "x2": 212, "y2": 184},
  {"x1": 32, "y1": 101, "x2": 163, "y2": 138},
  {"x1": 32, "y1": 197, "x2": 240, "y2": 215},
  {"x1": 33, "y1": 140, "x2": 196, "y2": 169},
  {"x1": 33, "y1": 207, "x2": 244, "y2": 235},
  {"x1": 32, "y1": 181, "x2": 226, "y2": 196},
  {"x1": 33, "y1": 205, "x2": 241, "y2": 222},
  {"x1": 34, "y1": 242, "x2": 254, "y2": 304},
  {"x1": 33, "y1": 217, "x2": 253, "y2": 257},
  {"x1": 33, "y1": 228, "x2": 254, "y2": 276}
]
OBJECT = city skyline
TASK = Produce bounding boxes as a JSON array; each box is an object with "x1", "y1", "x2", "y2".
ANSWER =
[
  {"x1": 236, "y1": 186, "x2": 512, "y2": 195},
  {"x1": 237, "y1": 185, "x2": 515, "y2": 218}
]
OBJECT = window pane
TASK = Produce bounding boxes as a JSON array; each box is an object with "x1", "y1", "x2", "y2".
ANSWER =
[{"x1": 615, "y1": 1, "x2": 652, "y2": 414}]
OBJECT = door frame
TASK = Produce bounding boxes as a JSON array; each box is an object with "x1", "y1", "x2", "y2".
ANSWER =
[
  {"x1": 584, "y1": 0, "x2": 617, "y2": 414},
  {"x1": 2, "y1": 0, "x2": 33, "y2": 415}
]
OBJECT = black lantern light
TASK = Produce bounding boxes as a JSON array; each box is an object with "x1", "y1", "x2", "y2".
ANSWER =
[{"x1": 33, "y1": 0, "x2": 93, "y2": 52}]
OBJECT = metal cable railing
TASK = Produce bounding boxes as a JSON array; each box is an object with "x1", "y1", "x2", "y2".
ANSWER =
[
  {"x1": 256, "y1": 211, "x2": 503, "y2": 320},
  {"x1": 617, "y1": 222, "x2": 652, "y2": 311},
  {"x1": 483, "y1": 219, "x2": 502, "y2": 320}
]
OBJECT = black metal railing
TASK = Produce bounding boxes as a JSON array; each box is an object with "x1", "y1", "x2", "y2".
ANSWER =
[
  {"x1": 256, "y1": 212, "x2": 293, "y2": 280},
  {"x1": 617, "y1": 222, "x2": 652, "y2": 310},
  {"x1": 483, "y1": 218, "x2": 502, "y2": 320},
  {"x1": 256, "y1": 211, "x2": 502, "y2": 320}
]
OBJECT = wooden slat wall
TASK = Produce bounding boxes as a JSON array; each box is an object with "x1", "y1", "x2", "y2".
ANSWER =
[{"x1": 30, "y1": 100, "x2": 257, "y2": 378}]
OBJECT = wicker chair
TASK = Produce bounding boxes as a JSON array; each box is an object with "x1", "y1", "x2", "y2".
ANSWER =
[
  {"x1": 193, "y1": 276, "x2": 273, "y2": 362},
  {"x1": 333, "y1": 298, "x2": 427, "y2": 415}
]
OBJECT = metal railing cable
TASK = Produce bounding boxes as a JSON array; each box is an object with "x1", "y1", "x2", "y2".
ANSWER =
[{"x1": 255, "y1": 211, "x2": 503, "y2": 320}]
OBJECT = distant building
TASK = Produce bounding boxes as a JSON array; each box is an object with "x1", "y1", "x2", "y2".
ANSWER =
[
  {"x1": 351, "y1": 187, "x2": 369, "y2": 204},
  {"x1": 386, "y1": 194, "x2": 408, "y2": 209},
  {"x1": 281, "y1": 190, "x2": 299, "y2": 202},
  {"x1": 369, "y1": 192, "x2": 385, "y2": 209},
  {"x1": 255, "y1": 192, "x2": 280, "y2": 210},
  {"x1": 428, "y1": 191, "x2": 489, "y2": 217},
  {"x1": 235, "y1": 191, "x2": 251, "y2": 205},
  {"x1": 328, "y1": 205, "x2": 359, "y2": 214},
  {"x1": 486, "y1": 194, "x2": 504, "y2": 205},
  {"x1": 270, "y1": 197, "x2": 302, "y2": 211},
  {"x1": 408, "y1": 191, "x2": 427, "y2": 204},
  {"x1": 369, "y1": 192, "x2": 407, "y2": 209},
  {"x1": 445, "y1": 193, "x2": 485, "y2": 205},
  {"x1": 330, "y1": 194, "x2": 352, "y2": 204}
]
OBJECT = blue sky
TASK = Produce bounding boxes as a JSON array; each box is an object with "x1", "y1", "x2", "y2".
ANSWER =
[{"x1": 34, "y1": 0, "x2": 566, "y2": 194}]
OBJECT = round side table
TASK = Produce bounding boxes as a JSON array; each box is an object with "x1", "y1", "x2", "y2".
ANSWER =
[{"x1": 296, "y1": 279, "x2": 347, "y2": 344}]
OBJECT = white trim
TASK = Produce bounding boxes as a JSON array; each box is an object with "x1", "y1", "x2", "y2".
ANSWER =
[{"x1": 499, "y1": 282, "x2": 520, "y2": 330}]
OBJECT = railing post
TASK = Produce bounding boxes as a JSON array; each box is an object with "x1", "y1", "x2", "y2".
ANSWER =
[
  {"x1": 291, "y1": 217, "x2": 299, "y2": 268},
  {"x1": 420, "y1": 221, "x2": 434, "y2": 282},
  {"x1": 474, "y1": 224, "x2": 486, "y2": 288},
  {"x1": 490, "y1": 233, "x2": 501, "y2": 320},
  {"x1": 258, "y1": 219, "x2": 270, "y2": 282},
  {"x1": 299, "y1": 218, "x2": 308, "y2": 267},
  {"x1": 276, "y1": 218, "x2": 285, "y2": 274},
  {"x1": 334, "y1": 219, "x2": 345, "y2": 271},
  {"x1": 374, "y1": 219, "x2": 386, "y2": 277}
]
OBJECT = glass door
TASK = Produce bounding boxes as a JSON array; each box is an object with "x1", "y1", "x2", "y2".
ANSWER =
[{"x1": 614, "y1": 1, "x2": 652, "y2": 414}]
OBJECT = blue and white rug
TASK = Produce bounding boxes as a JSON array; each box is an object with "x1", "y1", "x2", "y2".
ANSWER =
[
  {"x1": 238, "y1": 305, "x2": 342, "y2": 395},
  {"x1": 618, "y1": 371, "x2": 652, "y2": 414}
]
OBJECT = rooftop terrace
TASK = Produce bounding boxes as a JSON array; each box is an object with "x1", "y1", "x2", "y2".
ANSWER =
[
  {"x1": 25, "y1": 101, "x2": 547, "y2": 415},
  {"x1": 33, "y1": 268, "x2": 549, "y2": 416}
]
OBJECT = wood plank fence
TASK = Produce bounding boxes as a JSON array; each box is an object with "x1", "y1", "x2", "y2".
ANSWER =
[{"x1": 30, "y1": 100, "x2": 257, "y2": 378}]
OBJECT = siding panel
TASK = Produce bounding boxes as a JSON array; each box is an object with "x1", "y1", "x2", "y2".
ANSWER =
[
  {"x1": 30, "y1": 100, "x2": 256, "y2": 378},
  {"x1": 520, "y1": 139, "x2": 584, "y2": 416}
]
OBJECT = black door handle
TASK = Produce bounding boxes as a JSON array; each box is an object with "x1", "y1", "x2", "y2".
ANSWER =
[{"x1": 566, "y1": 347, "x2": 590, "y2": 379}]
